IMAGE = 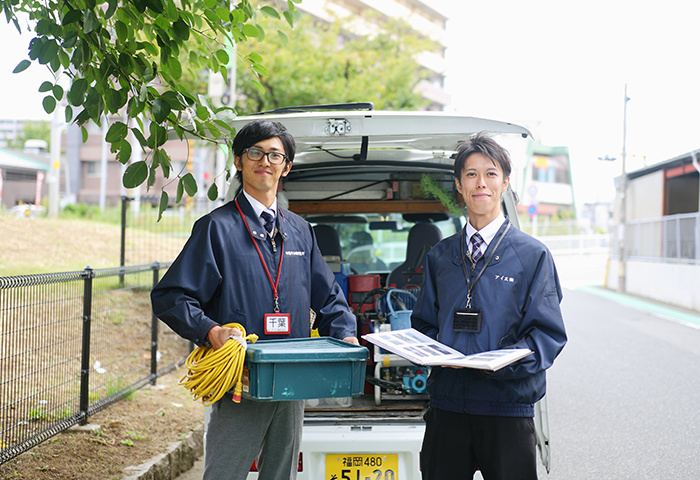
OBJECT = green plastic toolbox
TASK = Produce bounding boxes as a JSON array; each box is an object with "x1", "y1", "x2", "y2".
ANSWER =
[{"x1": 241, "y1": 337, "x2": 369, "y2": 401}]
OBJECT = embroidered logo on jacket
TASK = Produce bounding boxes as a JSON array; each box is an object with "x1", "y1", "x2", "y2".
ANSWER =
[
  {"x1": 285, "y1": 251, "x2": 305, "y2": 256},
  {"x1": 494, "y1": 274, "x2": 515, "y2": 283}
]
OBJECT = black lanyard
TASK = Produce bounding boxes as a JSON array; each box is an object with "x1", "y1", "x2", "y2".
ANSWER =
[
  {"x1": 459, "y1": 220, "x2": 511, "y2": 308},
  {"x1": 235, "y1": 198, "x2": 285, "y2": 312}
]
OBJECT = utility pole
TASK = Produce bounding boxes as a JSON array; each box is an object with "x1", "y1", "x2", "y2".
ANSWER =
[{"x1": 618, "y1": 84, "x2": 629, "y2": 293}]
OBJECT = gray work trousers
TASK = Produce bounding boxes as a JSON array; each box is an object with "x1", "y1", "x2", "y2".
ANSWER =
[{"x1": 204, "y1": 395, "x2": 304, "y2": 480}]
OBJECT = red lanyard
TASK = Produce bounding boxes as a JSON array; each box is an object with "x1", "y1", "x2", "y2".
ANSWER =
[{"x1": 235, "y1": 198, "x2": 285, "y2": 312}]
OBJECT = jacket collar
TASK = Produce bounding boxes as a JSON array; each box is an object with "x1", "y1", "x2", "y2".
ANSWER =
[
  {"x1": 452, "y1": 217, "x2": 511, "y2": 266},
  {"x1": 235, "y1": 193, "x2": 289, "y2": 241}
]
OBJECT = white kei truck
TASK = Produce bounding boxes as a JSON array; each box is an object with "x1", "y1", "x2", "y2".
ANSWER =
[{"x1": 212, "y1": 104, "x2": 551, "y2": 480}]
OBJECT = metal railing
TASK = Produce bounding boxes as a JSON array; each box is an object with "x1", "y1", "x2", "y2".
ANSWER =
[
  {"x1": 536, "y1": 233, "x2": 611, "y2": 255},
  {"x1": 611, "y1": 212, "x2": 700, "y2": 264},
  {"x1": 0, "y1": 262, "x2": 190, "y2": 465}
]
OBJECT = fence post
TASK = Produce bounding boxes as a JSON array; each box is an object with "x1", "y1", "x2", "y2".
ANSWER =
[
  {"x1": 79, "y1": 265, "x2": 94, "y2": 425},
  {"x1": 151, "y1": 261, "x2": 160, "y2": 385},
  {"x1": 120, "y1": 196, "x2": 129, "y2": 287}
]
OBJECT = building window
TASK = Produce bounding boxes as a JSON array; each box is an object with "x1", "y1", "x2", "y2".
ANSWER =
[
  {"x1": 531, "y1": 155, "x2": 569, "y2": 184},
  {"x1": 86, "y1": 161, "x2": 99, "y2": 177}
]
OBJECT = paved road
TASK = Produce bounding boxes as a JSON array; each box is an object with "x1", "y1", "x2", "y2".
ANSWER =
[{"x1": 536, "y1": 285, "x2": 700, "y2": 479}]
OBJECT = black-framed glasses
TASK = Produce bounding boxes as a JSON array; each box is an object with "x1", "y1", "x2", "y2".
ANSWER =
[{"x1": 244, "y1": 147, "x2": 288, "y2": 165}]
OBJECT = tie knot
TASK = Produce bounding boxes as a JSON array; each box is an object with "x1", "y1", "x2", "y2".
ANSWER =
[
  {"x1": 261, "y1": 210, "x2": 275, "y2": 234},
  {"x1": 470, "y1": 233, "x2": 484, "y2": 264}
]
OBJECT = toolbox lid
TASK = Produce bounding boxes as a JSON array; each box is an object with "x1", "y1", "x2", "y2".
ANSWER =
[{"x1": 246, "y1": 337, "x2": 369, "y2": 363}]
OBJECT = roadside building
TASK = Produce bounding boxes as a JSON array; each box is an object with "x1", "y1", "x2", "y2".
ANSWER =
[
  {"x1": 0, "y1": 147, "x2": 49, "y2": 209},
  {"x1": 608, "y1": 149, "x2": 700, "y2": 312}
]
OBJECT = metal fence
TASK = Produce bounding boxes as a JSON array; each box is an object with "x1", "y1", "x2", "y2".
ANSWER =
[
  {"x1": 0, "y1": 262, "x2": 191, "y2": 465},
  {"x1": 610, "y1": 212, "x2": 700, "y2": 264},
  {"x1": 120, "y1": 195, "x2": 217, "y2": 267}
]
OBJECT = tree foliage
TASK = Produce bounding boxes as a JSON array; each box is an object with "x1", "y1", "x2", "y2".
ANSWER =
[
  {"x1": 235, "y1": 13, "x2": 435, "y2": 114},
  {"x1": 1, "y1": 0, "x2": 301, "y2": 219},
  {"x1": 3, "y1": 120, "x2": 51, "y2": 149}
]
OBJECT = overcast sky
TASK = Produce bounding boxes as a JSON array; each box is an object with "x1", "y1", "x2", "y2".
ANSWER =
[{"x1": 2, "y1": 0, "x2": 699, "y2": 208}]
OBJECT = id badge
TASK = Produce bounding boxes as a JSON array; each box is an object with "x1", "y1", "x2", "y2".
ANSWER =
[
  {"x1": 453, "y1": 309, "x2": 482, "y2": 333},
  {"x1": 265, "y1": 313, "x2": 291, "y2": 334}
]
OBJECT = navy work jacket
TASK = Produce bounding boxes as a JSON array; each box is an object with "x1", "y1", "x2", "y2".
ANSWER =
[
  {"x1": 151, "y1": 194, "x2": 356, "y2": 345},
  {"x1": 412, "y1": 219, "x2": 567, "y2": 417}
]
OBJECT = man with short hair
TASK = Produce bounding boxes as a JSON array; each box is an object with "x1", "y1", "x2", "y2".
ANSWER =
[
  {"x1": 152, "y1": 119, "x2": 358, "y2": 480},
  {"x1": 412, "y1": 133, "x2": 567, "y2": 480}
]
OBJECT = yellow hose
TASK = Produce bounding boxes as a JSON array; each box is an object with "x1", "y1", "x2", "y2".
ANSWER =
[{"x1": 179, "y1": 323, "x2": 258, "y2": 406}]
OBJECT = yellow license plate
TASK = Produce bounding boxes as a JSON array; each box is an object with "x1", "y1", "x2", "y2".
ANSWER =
[{"x1": 326, "y1": 454, "x2": 398, "y2": 480}]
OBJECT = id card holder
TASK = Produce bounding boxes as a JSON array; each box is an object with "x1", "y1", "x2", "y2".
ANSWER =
[
  {"x1": 264, "y1": 313, "x2": 291, "y2": 334},
  {"x1": 453, "y1": 309, "x2": 482, "y2": 333}
]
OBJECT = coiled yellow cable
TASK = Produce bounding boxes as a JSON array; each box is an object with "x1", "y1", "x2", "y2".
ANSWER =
[{"x1": 179, "y1": 323, "x2": 259, "y2": 406}]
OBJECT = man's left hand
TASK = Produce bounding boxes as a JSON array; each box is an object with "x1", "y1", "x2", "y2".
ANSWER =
[{"x1": 342, "y1": 336, "x2": 360, "y2": 345}]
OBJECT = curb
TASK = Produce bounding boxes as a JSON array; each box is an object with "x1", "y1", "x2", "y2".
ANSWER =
[{"x1": 121, "y1": 424, "x2": 204, "y2": 480}]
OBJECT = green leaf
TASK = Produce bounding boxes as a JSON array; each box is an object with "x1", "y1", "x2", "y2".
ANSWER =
[
  {"x1": 176, "y1": 177, "x2": 184, "y2": 203},
  {"x1": 131, "y1": 127, "x2": 148, "y2": 147},
  {"x1": 215, "y1": 49, "x2": 229, "y2": 66},
  {"x1": 251, "y1": 63, "x2": 268, "y2": 77},
  {"x1": 168, "y1": 56, "x2": 182, "y2": 79},
  {"x1": 182, "y1": 172, "x2": 197, "y2": 196},
  {"x1": 204, "y1": 0, "x2": 216, "y2": 8},
  {"x1": 242, "y1": 24, "x2": 260, "y2": 37},
  {"x1": 215, "y1": 7, "x2": 229, "y2": 21},
  {"x1": 37, "y1": 40, "x2": 58, "y2": 65},
  {"x1": 276, "y1": 29, "x2": 288, "y2": 47},
  {"x1": 208, "y1": 183, "x2": 219, "y2": 201},
  {"x1": 65, "y1": 105, "x2": 73, "y2": 123},
  {"x1": 173, "y1": 19, "x2": 190, "y2": 41},
  {"x1": 84, "y1": 9, "x2": 100, "y2": 34},
  {"x1": 68, "y1": 79, "x2": 88, "y2": 106},
  {"x1": 283, "y1": 10, "x2": 294, "y2": 28},
  {"x1": 38, "y1": 81, "x2": 53, "y2": 93},
  {"x1": 115, "y1": 21, "x2": 128, "y2": 42},
  {"x1": 248, "y1": 52, "x2": 263, "y2": 63},
  {"x1": 117, "y1": 139, "x2": 132, "y2": 164},
  {"x1": 196, "y1": 104, "x2": 209, "y2": 120},
  {"x1": 62, "y1": 9, "x2": 82, "y2": 26},
  {"x1": 152, "y1": 98, "x2": 171, "y2": 123},
  {"x1": 123, "y1": 161, "x2": 149, "y2": 188},
  {"x1": 206, "y1": 122, "x2": 221, "y2": 139},
  {"x1": 157, "y1": 191, "x2": 168, "y2": 222},
  {"x1": 148, "y1": 122, "x2": 167, "y2": 148},
  {"x1": 105, "y1": 0, "x2": 118, "y2": 19},
  {"x1": 259, "y1": 6, "x2": 280, "y2": 19},
  {"x1": 106, "y1": 122, "x2": 129, "y2": 142},
  {"x1": 52, "y1": 85, "x2": 64, "y2": 101},
  {"x1": 42, "y1": 95, "x2": 56, "y2": 114},
  {"x1": 81, "y1": 126, "x2": 88, "y2": 142},
  {"x1": 251, "y1": 80, "x2": 264, "y2": 94}
]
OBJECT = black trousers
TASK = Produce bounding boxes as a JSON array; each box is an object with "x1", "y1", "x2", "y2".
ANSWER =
[{"x1": 420, "y1": 407, "x2": 538, "y2": 480}]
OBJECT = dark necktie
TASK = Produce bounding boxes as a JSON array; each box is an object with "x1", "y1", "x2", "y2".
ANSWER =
[
  {"x1": 261, "y1": 210, "x2": 275, "y2": 235},
  {"x1": 471, "y1": 233, "x2": 484, "y2": 265}
]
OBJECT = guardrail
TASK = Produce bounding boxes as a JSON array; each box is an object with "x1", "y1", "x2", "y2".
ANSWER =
[
  {"x1": 0, "y1": 262, "x2": 190, "y2": 465},
  {"x1": 536, "y1": 233, "x2": 611, "y2": 255}
]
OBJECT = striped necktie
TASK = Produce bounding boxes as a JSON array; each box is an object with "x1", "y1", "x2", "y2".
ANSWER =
[
  {"x1": 261, "y1": 210, "x2": 275, "y2": 235},
  {"x1": 470, "y1": 232, "x2": 484, "y2": 265}
]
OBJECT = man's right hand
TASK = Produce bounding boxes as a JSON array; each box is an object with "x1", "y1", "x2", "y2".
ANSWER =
[{"x1": 206, "y1": 325, "x2": 242, "y2": 350}]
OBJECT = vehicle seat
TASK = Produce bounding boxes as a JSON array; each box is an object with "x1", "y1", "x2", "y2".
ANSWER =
[
  {"x1": 313, "y1": 224, "x2": 343, "y2": 260},
  {"x1": 386, "y1": 222, "x2": 443, "y2": 289}
]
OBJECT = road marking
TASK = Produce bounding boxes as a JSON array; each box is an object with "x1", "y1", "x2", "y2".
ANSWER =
[{"x1": 576, "y1": 285, "x2": 700, "y2": 329}]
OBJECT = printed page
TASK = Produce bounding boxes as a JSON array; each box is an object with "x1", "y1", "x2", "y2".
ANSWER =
[{"x1": 363, "y1": 328, "x2": 533, "y2": 371}]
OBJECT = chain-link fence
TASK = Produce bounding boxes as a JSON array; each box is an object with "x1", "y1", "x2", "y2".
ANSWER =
[
  {"x1": 120, "y1": 195, "x2": 218, "y2": 267},
  {"x1": 0, "y1": 262, "x2": 191, "y2": 465}
]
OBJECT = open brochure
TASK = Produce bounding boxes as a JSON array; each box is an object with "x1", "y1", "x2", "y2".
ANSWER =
[{"x1": 362, "y1": 328, "x2": 533, "y2": 371}]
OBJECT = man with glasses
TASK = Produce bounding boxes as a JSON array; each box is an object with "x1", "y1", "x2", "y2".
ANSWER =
[{"x1": 152, "y1": 119, "x2": 358, "y2": 480}]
